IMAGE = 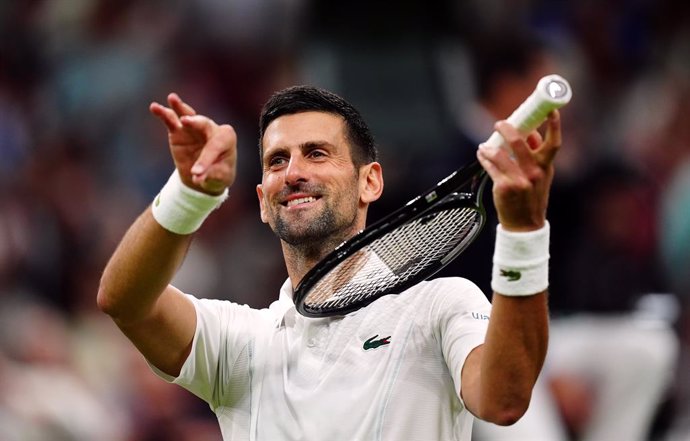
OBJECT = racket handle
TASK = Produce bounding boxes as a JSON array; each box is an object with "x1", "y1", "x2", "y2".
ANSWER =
[{"x1": 484, "y1": 74, "x2": 572, "y2": 150}]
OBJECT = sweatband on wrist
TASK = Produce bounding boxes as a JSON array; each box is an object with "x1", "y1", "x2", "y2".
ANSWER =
[
  {"x1": 491, "y1": 222, "x2": 550, "y2": 296},
  {"x1": 151, "y1": 170, "x2": 228, "y2": 235}
]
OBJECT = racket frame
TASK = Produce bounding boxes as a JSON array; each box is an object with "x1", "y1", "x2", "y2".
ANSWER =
[
  {"x1": 294, "y1": 160, "x2": 488, "y2": 317},
  {"x1": 293, "y1": 74, "x2": 572, "y2": 317}
]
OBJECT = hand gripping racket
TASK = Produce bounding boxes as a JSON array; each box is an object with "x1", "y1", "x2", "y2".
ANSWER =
[{"x1": 294, "y1": 74, "x2": 572, "y2": 317}]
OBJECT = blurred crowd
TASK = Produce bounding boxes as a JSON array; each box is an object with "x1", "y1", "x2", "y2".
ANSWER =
[{"x1": 1, "y1": 0, "x2": 689, "y2": 440}]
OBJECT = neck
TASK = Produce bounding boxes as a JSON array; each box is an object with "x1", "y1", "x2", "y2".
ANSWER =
[{"x1": 282, "y1": 228, "x2": 359, "y2": 289}]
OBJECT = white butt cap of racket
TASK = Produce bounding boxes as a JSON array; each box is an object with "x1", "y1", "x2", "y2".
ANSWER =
[{"x1": 483, "y1": 74, "x2": 572, "y2": 150}]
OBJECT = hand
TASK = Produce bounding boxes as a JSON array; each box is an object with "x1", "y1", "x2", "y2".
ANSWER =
[
  {"x1": 150, "y1": 93, "x2": 237, "y2": 195},
  {"x1": 476, "y1": 111, "x2": 562, "y2": 231}
]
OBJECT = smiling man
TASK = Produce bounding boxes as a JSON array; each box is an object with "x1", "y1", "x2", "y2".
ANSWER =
[
  {"x1": 257, "y1": 104, "x2": 383, "y2": 285},
  {"x1": 98, "y1": 85, "x2": 560, "y2": 440}
]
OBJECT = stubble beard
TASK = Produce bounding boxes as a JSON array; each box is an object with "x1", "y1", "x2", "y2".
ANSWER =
[{"x1": 273, "y1": 197, "x2": 358, "y2": 259}]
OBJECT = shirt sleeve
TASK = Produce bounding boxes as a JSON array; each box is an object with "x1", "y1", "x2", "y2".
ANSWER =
[
  {"x1": 148, "y1": 294, "x2": 269, "y2": 408},
  {"x1": 430, "y1": 278, "x2": 492, "y2": 401}
]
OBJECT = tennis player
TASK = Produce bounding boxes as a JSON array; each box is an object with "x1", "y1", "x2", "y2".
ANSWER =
[{"x1": 98, "y1": 85, "x2": 561, "y2": 440}]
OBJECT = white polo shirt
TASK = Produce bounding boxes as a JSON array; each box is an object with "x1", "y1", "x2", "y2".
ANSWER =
[{"x1": 152, "y1": 277, "x2": 491, "y2": 441}]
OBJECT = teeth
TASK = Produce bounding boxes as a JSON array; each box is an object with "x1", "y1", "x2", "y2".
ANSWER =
[{"x1": 287, "y1": 196, "x2": 316, "y2": 207}]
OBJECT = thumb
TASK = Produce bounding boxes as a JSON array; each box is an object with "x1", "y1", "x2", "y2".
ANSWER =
[
  {"x1": 535, "y1": 111, "x2": 562, "y2": 167},
  {"x1": 188, "y1": 123, "x2": 237, "y2": 177}
]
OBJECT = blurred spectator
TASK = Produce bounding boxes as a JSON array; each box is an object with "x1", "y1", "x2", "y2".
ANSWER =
[
  {"x1": 661, "y1": 157, "x2": 690, "y2": 441},
  {"x1": 0, "y1": 296, "x2": 126, "y2": 440},
  {"x1": 546, "y1": 160, "x2": 678, "y2": 441}
]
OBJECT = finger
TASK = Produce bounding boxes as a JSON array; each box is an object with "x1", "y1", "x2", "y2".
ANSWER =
[
  {"x1": 526, "y1": 130, "x2": 543, "y2": 150},
  {"x1": 180, "y1": 115, "x2": 217, "y2": 174},
  {"x1": 150, "y1": 102, "x2": 182, "y2": 132},
  {"x1": 477, "y1": 141, "x2": 519, "y2": 180},
  {"x1": 180, "y1": 113, "x2": 215, "y2": 130},
  {"x1": 191, "y1": 148, "x2": 229, "y2": 179},
  {"x1": 193, "y1": 161, "x2": 235, "y2": 194},
  {"x1": 202, "y1": 160, "x2": 233, "y2": 182},
  {"x1": 495, "y1": 120, "x2": 529, "y2": 157},
  {"x1": 186, "y1": 122, "x2": 236, "y2": 176},
  {"x1": 180, "y1": 114, "x2": 216, "y2": 142},
  {"x1": 168, "y1": 93, "x2": 197, "y2": 117},
  {"x1": 535, "y1": 110, "x2": 562, "y2": 166},
  {"x1": 495, "y1": 121, "x2": 534, "y2": 171},
  {"x1": 477, "y1": 147, "x2": 501, "y2": 179}
]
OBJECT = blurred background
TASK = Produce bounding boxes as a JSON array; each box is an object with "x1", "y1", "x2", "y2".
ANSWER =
[{"x1": 1, "y1": 0, "x2": 690, "y2": 440}]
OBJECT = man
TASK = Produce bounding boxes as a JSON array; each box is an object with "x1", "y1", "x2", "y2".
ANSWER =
[{"x1": 98, "y1": 85, "x2": 561, "y2": 440}]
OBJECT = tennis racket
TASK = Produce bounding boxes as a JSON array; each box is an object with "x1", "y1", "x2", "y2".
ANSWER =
[{"x1": 294, "y1": 74, "x2": 572, "y2": 317}]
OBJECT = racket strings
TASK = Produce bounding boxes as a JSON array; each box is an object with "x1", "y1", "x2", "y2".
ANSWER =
[{"x1": 303, "y1": 206, "x2": 482, "y2": 312}]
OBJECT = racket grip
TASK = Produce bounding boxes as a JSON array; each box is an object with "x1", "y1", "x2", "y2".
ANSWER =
[{"x1": 483, "y1": 74, "x2": 572, "y2": 150}]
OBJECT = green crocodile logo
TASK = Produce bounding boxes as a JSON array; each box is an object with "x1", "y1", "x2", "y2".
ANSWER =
[
  {"x1": 363, "y1": 334, "x2": 391, "y2": 350},
  {"x1": 500, "y1": 269, "x2": 522, "y2": 282}
]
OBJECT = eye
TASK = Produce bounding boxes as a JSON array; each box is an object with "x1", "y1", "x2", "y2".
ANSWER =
[
  {"x1": 308, "y1": 149, "x2": 327, "y2": 159},
  {"x1": 267, "y1": 155, "x2": 287, "y2": 169}
]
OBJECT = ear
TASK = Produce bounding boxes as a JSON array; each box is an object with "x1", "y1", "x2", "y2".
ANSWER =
[
  {"x1": 359, "y1": 162, "x2": 384, "y2": 205},
  {"x1": 256, "y1": 184, "x2": 269, "y2": 224}
]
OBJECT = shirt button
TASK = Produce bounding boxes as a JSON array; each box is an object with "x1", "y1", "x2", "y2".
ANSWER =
[{"x1": 307, "y1": 338, "x2": 316, "y2": 347}]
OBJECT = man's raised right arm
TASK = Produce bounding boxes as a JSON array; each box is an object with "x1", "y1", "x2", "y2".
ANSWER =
[{"x1": 97, "y1": 94, "x2": 237, "y2": 377}]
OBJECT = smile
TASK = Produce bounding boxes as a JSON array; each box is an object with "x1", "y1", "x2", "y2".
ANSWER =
[{"x1": 286, "y1": 196, "x2": 317, "y2": 208}]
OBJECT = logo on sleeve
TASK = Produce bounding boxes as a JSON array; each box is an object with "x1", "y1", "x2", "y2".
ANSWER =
[
  {"x1": 500, "y1": 269, "x2": 521, "y2": 282},
  {"x1": 363, "y1": 334, "x2": 391, "y2": 350}
]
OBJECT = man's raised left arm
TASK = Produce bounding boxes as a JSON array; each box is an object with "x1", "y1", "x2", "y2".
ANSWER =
[{"x1": 461, "y1": 111, "x2": 561, "y2": 425}]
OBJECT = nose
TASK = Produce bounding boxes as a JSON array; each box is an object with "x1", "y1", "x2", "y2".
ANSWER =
[{"x1": 284, "y1": 154, "x2": 308, "y2": 185}]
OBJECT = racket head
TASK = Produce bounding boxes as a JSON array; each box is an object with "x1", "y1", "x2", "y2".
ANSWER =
[{"x1": 294, "y1": 166, "x2": 488, "y2": 317}]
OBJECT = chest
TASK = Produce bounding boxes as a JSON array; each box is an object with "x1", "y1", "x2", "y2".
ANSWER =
[
  {"x1": 249, "y1": 290, "x2": 467, "y2": 440},
  {"x1": 263, "y1": 297, "x2": 440, "y2": 392}
]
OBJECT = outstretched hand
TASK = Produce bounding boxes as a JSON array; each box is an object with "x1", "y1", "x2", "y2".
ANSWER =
[
  {"x1": 476, "y1": 110, "x2": 561, "y2": 232},
  {"x1": 150, "y1": 93, "x2": 237, "y2": 195}
]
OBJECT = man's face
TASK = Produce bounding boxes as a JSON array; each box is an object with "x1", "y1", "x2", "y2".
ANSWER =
[{"x1": 257, "y1": 111, "x2": 364, "y2": 246}]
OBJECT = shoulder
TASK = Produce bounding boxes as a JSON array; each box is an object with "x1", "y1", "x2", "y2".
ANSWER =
[
  {"x1": 414, "y1": 277, "x2": 483, "y2": 293},
  {"x1": 188, "y1": 295, "x2": 281, "y2": 330},
  {"x1": 363, "y1": 277, "x2": 490, "y2": 324},
  {"x1": 405, "y1": 277, "x2": 488, "y2": 306},
  {"x1": 406, "y1": 277, "x2": 491, "y2": 324}
]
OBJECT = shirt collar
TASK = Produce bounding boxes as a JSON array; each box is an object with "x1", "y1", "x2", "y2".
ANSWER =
[
  {"x1": 279, "y1": 277, "x2": 295, "y2": 302},
  {"x1": 274, "y1": 278, "x2": 296, "y2": 328}
]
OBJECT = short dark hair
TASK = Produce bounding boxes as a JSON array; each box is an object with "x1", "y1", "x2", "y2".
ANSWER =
[{"x1": 258, "y1": 85, "x2": 378, "y2": 167}]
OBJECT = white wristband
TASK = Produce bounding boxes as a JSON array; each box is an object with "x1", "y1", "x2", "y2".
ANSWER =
[
  {"x1": 491, "y1": 222, "x2": 550, "y2": 296},
  {"x1": 151, "y1": 170, "x2": 229, "y2": 235}
]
